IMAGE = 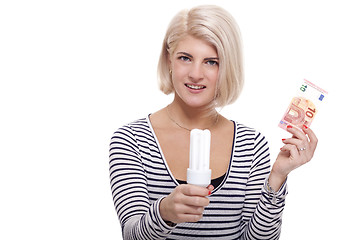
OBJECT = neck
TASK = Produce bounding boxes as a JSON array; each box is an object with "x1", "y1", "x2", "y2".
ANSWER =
[{"x1": 167, "y1": 98, "x2": 219, "y2": 131}]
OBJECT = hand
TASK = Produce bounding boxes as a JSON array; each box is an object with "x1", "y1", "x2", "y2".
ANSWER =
[
  {"x1": 159, "y1": 184, "x2": 213, "y2": 224},
  {"x1": 270, "y1": 125, "x2": 318, "y2": 190}
]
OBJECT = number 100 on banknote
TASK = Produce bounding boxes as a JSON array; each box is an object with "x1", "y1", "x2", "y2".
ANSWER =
[{"x1": 279, "y1": 79, "x2": 328, "y2": 131}]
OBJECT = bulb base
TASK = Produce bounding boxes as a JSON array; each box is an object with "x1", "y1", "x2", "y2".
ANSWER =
[{"x1": 187, "y1": 168, "x2": 212, "y2": 187}]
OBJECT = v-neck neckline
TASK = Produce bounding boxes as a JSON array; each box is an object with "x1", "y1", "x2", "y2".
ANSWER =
[{"x1": 146, "y1": 114, "x2": 237, "y2": 192}]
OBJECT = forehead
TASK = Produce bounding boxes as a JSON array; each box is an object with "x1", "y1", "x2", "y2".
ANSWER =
[{"x1": 174, "y1": 35, "x2": 218, "y2": 57}]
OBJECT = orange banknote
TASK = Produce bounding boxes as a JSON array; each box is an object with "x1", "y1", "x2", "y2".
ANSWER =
[{"x1": 279, "y1": 79, "x2": 328, "y2": 131}]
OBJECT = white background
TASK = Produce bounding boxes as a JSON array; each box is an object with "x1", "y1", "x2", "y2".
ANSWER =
[{"x1": 1, "y1": 0, "x2": 359, "y2": 239}]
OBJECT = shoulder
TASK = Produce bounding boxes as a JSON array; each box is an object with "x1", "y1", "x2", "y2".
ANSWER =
[
  {"x1": 109, "y1": 117, "x2": 153, "y2": 159},
  {"x1": 232, "y1": 121, "x2": 268, "y2": 145},
  {"x1": 113, "y1": 117, "x2": 150, "y2": 134},
  {"x1": 232, "y1": 122, "x2": 270, "y2": 165},
  {"x1": 121, "y1": 117, "x2": 149, "y2": 130},
  {"x1": 111, "y1": 117, "x2": 152, "y2": 144}
]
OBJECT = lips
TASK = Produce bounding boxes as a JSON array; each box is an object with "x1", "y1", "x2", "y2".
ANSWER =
[{"x1": 185, "y1": 83, "x2": 206, "y2": 90}]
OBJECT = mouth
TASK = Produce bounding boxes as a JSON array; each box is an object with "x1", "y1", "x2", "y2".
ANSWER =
[{"x1": 185, "y1": 84, "x2": 206, "y2": 90}]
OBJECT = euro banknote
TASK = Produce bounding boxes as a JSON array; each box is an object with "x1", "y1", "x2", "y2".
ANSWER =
[{"x1": 279, "y1": 79, "x2": 328, "y2": 131}]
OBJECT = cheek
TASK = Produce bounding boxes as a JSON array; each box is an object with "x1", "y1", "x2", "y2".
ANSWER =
[
  {"x1": 173, "y1": 64, "x2": 188, "y2": 81},
  {"x1": 207, "y1": 68, "x2": 219, "y2": 84}
]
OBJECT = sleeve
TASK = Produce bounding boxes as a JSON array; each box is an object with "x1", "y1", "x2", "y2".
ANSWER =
[
  {"x1": 109, "y1": 125, "x2": 176, "y2": 240},
  {"x1": 239, "y1": 131, "x2": 288, "y2": 240}
]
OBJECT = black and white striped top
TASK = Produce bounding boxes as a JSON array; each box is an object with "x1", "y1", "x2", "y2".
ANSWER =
[{"x1": 109, "y1": 116, "x2": 288, "y2": 240}]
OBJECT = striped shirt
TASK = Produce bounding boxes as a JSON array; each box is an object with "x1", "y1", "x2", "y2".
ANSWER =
[{"x1": 109, "y1": 116, "x2": 288, "y2": 240}]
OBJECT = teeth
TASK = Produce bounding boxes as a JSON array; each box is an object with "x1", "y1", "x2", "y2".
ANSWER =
[{"x1": 186, "y1": 84, "x2": 205, "y2": 90}]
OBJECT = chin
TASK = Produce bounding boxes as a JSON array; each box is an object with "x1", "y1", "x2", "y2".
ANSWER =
[
  {"x1": 175, "y1": 90, "x2": 216, "y2": 108},
  {"x1": 183, "y1": 98, "x2": 215, "y2": 109}
]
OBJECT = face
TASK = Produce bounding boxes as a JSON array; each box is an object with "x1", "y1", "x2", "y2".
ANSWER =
[{"x1": 169, "y1": 35, "x2": 219, "y2": 109}]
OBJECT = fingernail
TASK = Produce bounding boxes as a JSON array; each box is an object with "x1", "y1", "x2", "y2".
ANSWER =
[
  {"x1": 282, "y1": 138, "x2": 286, "y2": 141},
  {"x1": 208, "y1": 191, "x2": 212, "y2": 196},
  {"x1": 287, "y1": 125, "x2": 293, "y2": 129},
  {"x1": 280, "y1": 147, "x2": 283, "y2": 151},
  {"x1": 303, "y1": 124, "x2": 308, "y2": 129}
]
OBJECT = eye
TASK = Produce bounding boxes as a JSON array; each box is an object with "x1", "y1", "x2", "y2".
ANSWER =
[
  {"x1": 178, "y1": 56, "x2": 191, "y2": 62},
  {"x1": 206, "y1": 60, "x2": 218, "y2": 66}
]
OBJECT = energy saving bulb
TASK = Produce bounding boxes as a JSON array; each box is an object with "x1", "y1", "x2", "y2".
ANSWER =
[{"x1": 187, "y1": 129, "x2": 212, "y2": 187}]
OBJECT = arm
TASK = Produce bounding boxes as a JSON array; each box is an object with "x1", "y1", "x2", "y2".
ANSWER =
[
  {"x1": 271, "y1": 125, "x2": 318, "y2": 191},
  {"x1": 240, "y1": 131, "x2": 288, "y2": 240},
  {"x1": 109, "y1": 125, "x2": 175, "y2": 240},
  {"x1": 240, "y1": 125, "x2": 318, "y2": 240}
]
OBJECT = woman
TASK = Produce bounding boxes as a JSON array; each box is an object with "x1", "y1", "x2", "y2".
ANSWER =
[{"x1": 109, "y1": 5, "x2": 317, "y2": 240}]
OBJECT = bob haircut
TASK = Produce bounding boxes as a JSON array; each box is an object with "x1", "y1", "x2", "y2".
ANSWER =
[{"x1": 157, "y1": 5, "x2": 244, "y2": 108}]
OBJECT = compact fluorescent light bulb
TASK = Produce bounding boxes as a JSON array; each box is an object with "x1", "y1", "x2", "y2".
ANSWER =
[{"x1": 187, "y1": 129, "x2": 212, "y2": 187}]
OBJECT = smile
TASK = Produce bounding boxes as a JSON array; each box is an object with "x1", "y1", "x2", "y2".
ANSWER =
[{"x1": 185, "y1": 84, "x2": 206, "y2": 90}]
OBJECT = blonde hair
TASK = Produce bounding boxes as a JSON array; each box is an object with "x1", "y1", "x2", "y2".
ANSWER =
[{"x1": 157, "y1": 5, "x2": 244, "y2": 107}]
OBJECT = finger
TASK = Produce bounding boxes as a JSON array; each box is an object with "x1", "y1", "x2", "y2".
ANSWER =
[
  {"x1": 282, "y1": 138, "x2": 304, "y2": 146},
  {"x1": 183, "y1": 205, "x2": 205, "y2": 215},
  {"x1": 180, "y1": 184, "x2": 210, "y2": 197},
  {"x1": 178, "y1": 213, "x2": 204, "y2": 223},
  {"x1": 178, "y1": 185, "x2": 210, "y2": 207},
  {"x1": 282, "y1": 138, "x2": 309, "y2": 152},
  {"x1": 280, "y1": 144, "x2": 300, "y2": 159},
  {"x1": 302, "y1": 125, "x2": 318, "y2": 149},
  {"x1": 207, "y1": 184, "x2": 215, "y2": 192},
  {"x1": 182, "y1": 195, "x2": 210, "y2": 207},
  {"x1": 207, "y1": 184, "x2": 214, "y2": 195},
  {"x1": 286, "y1": 125, "x2": 307, "y2": 141},
  {"x1": 173, "y1": 203, "x2": 205, "y2": 215}
]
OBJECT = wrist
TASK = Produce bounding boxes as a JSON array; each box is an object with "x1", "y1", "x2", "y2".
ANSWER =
[
  {"x1": 159, "y1": 197, "x2": 169, "y2": 221},
  {"x1": 268, "y1": 170, "x2": 287, "y2": 192},
  {"x1": 159, "y1": 197, "x2": 176, "y2": 226}
]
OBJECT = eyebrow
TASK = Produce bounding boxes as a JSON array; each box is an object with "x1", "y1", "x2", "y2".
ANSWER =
[
  {"x1": 176, "y1": 52, "x2": 219, "y2": 61},
  {"x1": 177, "y1": 52, "x2": 193, "y2": 58},
  {"x1": 204, "y1": 57, "x2": 219, "y2": 61}
]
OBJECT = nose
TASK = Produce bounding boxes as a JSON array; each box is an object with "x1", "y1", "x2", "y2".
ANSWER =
[{"x1": 188, "y1": 63, "x2": 204, "y2": 82}]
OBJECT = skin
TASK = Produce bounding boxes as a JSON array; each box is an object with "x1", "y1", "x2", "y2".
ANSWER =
[{"x1": 150, "y1": 35, "x2": 318, "y2": 224}]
